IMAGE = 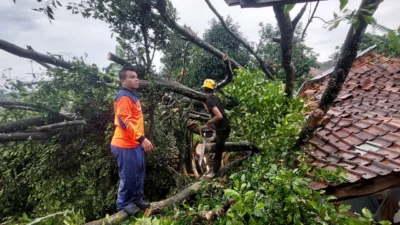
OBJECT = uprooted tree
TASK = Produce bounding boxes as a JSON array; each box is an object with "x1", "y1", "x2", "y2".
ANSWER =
[{"x1": 0, "y1": 0, "x2": 386, "y2": 224}]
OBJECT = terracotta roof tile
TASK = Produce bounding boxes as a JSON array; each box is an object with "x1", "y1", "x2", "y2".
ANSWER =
[{"x1": 298, "y1": 53, "x2": 400, "y2": 193}]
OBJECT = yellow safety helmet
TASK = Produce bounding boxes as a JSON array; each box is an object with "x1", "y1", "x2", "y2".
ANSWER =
[{"x1": 203, "y1": 79, "x2": 215, "y2": 90}]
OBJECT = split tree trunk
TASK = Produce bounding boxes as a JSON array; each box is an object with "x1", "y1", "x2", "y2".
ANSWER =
[{"x1": 294, "y1": 0, "x2": 382, "y2": 150}]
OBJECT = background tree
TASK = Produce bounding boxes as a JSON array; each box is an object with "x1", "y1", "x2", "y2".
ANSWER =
[
  {"x1": 184, "y1": 17, "x2": 251, "y2": 88},
  {"x1": 359, "y1": 32, "x2": 400, "y2": 57}
]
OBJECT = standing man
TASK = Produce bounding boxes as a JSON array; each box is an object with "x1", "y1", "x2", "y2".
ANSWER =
[
  {"x1": 203, "y1": 55, "x2": 231, "y2": 178},
  {"x1": 111, "y1": 66, "x2": 154, "y2": 215}
]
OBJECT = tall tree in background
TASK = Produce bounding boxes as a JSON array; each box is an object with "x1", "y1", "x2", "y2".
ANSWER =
[
  {"x1": 360, "y1": 32, "x2": 400, "y2": 57},
  {"x1": 185, "y1": 17, "x2": 251, "y2": 88}
]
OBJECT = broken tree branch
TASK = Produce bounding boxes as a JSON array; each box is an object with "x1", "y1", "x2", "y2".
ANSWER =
[
  {"x1": 34, "y1": 120, "x2": 86, "y2": 132},
  {"x1": 196, "y1": 142, "x2": 260, "y2": 154},
  {"x1": 0, "y1": 117, "x2": 64, "y2": 133},
  {"x1": 0, "y1": 129, "x2": 62, "y2": 142},
  {"x1": 154, "y1": 0, "x2": 241, "y2": 69},
  {"x1": 203, "y1": 0, "x2": 274, "y2": 79},
  {"x1": 272, "y1": 37, "x2": 281, "y2": 43},
  {"x1": 107, "y1": 52, "x2": 131, "y2": 67},
  {"x1": 26, "y1": 45, "x2": 52, "y2": 69},
  {"x1": 292, "y1": 3, "x2": 308, "y2": 28},
  {"x1": 107, "y1": 53, "x2": 238, "y2": 107},
  {"x1": 0, "y1": 39, "x2": 72, "y2": 69},
  {"x1": 189, "y1": 113, "x2": 209, "y2": 122},
  {"x1": 301, "y1": 1, "x2": 320, "y2": 41},
  {"x1": 190, "y1": 199, "x2": 235, "y2": 223},
  {"x1": 216, "y1": 58, "x2": 234, "y2": 90},
  {"x1": 0, "y1": 101, "x2": 74, "y2": 120},
  {"x1": 1, "y1": 105, "x2": 42, "y2": 112},
  {"x1": 294, "y1": 0, "x2": 382, "y2": 150}
]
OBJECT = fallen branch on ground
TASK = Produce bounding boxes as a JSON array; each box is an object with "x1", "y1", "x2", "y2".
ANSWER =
[
  {"x1": 189, "y1": 198, "x2": 236, "y2": 224},
  {"x1": 83, "y1": 153, "x2": 252, "y2": 225}
]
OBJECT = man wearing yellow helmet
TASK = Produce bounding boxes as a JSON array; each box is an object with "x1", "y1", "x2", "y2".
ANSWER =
[{"x1": 202, "y1": 54, "x2": 231, "y2": 178}]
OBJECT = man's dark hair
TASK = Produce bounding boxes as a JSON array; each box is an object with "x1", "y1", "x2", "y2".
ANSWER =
[
  {"x1": 203, "y1": 87, "x2": 214, "y2": 94},
  {"x1": 119, "y1": 66, "x2": 137, "y2": 83}
]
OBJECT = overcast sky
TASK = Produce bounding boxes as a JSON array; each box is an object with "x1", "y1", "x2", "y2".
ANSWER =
[{"x1": 1, "y1": 0, "x2": 399, "y2": 86}]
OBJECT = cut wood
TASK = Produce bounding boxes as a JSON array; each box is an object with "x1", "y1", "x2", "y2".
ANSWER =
[{"x1": 195, "y1": 142, "x2": 260, "y2": 155}]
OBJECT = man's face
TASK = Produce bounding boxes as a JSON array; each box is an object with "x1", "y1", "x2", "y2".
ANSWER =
[{"x1": 121, "y1": 71, "x2": 139, "y2": 90}]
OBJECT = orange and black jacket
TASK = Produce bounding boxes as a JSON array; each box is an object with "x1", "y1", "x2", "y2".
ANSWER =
[{"x1": 111, "y1": 88, "x2": 145, "y2": 148}]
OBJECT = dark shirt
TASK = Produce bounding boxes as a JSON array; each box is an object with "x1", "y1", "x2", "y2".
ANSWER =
[{"x1": 206, "y1": 94, "x2": 230, "y2": 130}]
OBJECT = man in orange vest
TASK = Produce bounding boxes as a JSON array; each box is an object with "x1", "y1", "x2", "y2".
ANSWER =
[{"x1": 111, "y1": 66, "x2": 154, "y2": 215}]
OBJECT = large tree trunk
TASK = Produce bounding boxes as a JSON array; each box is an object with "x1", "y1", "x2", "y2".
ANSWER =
[
  {"x1": 273, "y1": 3, "x2": 307, "y2": 98},
  {"x1": 0, "y1": 39, "x2": 237, "y2": 107},
  {"x1": 294, "y1": 0, "x2": 382, "y2": 150},
  {"x1": 0, "y1": 39, "x2": 72, "y2": 69}
]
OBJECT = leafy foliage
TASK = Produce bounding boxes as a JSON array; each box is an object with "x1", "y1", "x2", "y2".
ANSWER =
[
  {"x1": 67, "y1": 0, "x2": 172, "y2": 73},
  {"x1": 224, "y1": 68, "x2": 306, "y2": 157},
  {"x1": 360, "y1": 33, "x2": 400, "y2": 58},
  {"x1": 0, "y1": 60, "x2": 181, "y2": 223},
  {"x1": 128, "y1": 68, "x2": 390, "y2": 225}
]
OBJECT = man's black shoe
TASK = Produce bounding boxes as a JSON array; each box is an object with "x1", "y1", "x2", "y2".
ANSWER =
[
  {"x1": 123, "y1": 204, "x2": 140, "y2": 216},
  {"x1": 135, "y1": 201, "x2": 151, "y2": 210}
]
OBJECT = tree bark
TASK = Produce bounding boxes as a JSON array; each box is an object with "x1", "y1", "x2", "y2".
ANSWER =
[
  {"x1": 0, "y1": 130, "x2": 61, "y2": 142},
  {"x1": 0, "y1": 100, "x2": 73, "y2": 120},
  {"x1": 0, "y1": 117, "x2": 63, "y2": 133},
  {"x1": 0, "y1": 39, "x2": 72, "y2": 69},
  {"x1": 301, "y1": 1, "x2": 320, "y2": 41},
  {"x1": 154, "y1": 0, "x2": 241, "y2": 69},
  {"x1": 273, "y1": 3, "x2": 307, "y2": 98},
  {"x1": 204, "y1": 0, "x2": 274, "y2": 80},
  {"x1": 139, "y1": 78, "x2": 206, "y2": 102},
  {"x1": 34, "y1": 120, "x2": 86, "y2": 131},
  {"x1": 294, "y1": 0, "x2": 381, "y2": 150},
  {"x1": 26, "y1": 45, "x2": 52, "y2": 69},
  {"x1": 189, "y1": 199, "x2": 235, "y2": 223},
  {"x1": 1, "y1": 105, "x2": 42, "y2": 112},
  {"x1": 216, "y1": 59, "x2": 234, "y2": 90},
  {"x1": 196, "y1": 142, "x2": 260, "y2": 154},
  {"x1": 189, "y1": 113, "x2": 209, "y2": 122}
]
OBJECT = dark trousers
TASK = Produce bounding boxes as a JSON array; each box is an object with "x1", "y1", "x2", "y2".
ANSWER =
[
  {"x1": 213, "y1": 126, "x2": 231, "y2": 173},
  {"x1": 111, "y1": 144, "x2": 145, "y2": 211}
]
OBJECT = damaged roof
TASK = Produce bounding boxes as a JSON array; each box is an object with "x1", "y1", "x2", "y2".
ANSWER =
[{"x1": 297, "y1": 47, "x2": 400, "y2": 199}]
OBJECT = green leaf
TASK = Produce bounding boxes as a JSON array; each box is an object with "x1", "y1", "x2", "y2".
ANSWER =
[
  {"x1": 329, "y1": 21, "x2": 340, "y2": 31},
  {"x1": 362, "y1": 207, "x2": 373, "y2": 219},
  {"x1": 224, "y1": 189, "x2": 240, "y2": 199},
  {"x1": 362, "y1": 15, "x2": 376, "y2": 24},
  {"x1": 339, "y1": 0, "x2": 348, "y2": 11},
  {"x1": 284, "y1": 4, "x2": 295, "y2": 13}
]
